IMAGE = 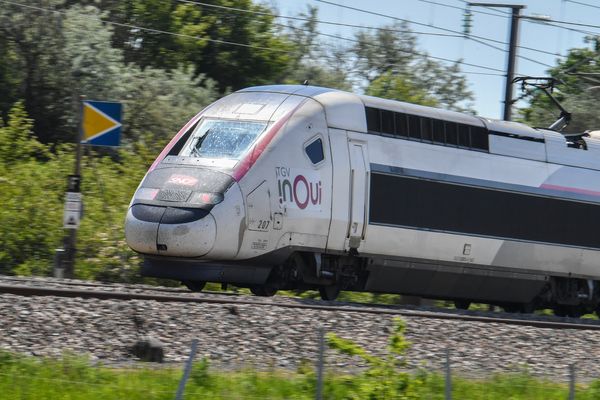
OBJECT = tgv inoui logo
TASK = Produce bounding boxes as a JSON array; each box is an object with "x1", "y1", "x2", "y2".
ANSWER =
[{"x1": 275, "y1": 167, "x2": 322, "y2": 210}]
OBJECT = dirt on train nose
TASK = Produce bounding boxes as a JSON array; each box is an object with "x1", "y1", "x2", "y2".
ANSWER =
[{"x1": 125, "y1": 205, "x2": 216, "y2": 257}]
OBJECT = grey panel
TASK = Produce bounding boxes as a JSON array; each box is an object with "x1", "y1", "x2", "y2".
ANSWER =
[
  {"x1": 142, "y1": 257, "x2": 273, "y2": 285},
  {"x1": 365, "y1": 259, "x2": 547, "y2": 303}
]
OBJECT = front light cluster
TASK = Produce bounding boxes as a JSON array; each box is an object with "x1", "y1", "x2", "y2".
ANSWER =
[
  {"x1": 134, "y1": 187, "x2": 224, "y2": 206},
  {"x1": 189, "y1": 192, "x2": 224, "y2": 205}
]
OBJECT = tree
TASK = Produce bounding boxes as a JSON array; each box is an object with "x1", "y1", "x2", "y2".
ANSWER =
[
  {"x1": 366, "y1": 72, "x2": 438, "y2": 107},
  {"x1": 0, "y1": 2, "x2": 217, "y2": 144},
  {"x1": 0, "y1": 0, "x2": 73, "y2": 143},
  {"x1": 522, "y1": 40, "x2": 600, "y2": 133},
  {"x1": 351, "y1": 22, "x2": 473, "y2": 110},
  {"x1": 283, "y1": 6, "x2": 351, "y2": 90}
]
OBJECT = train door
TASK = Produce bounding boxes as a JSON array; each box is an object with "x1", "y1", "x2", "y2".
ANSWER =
[{"x1": 347, "y1": 139, "x2": 369, "y2": 251}]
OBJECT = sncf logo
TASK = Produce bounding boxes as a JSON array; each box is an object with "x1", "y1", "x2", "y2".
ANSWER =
[
  {"x1": 275, "y1": 167, "x2": 322, "y2": 210},
  {"x1": 167, "y1": 174, "x2": 198, "y2": 186}
]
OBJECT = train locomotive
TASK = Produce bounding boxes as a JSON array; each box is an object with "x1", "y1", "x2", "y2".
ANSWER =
[{"x1": 125, "y1": 84, "x2": 600, "y2": 316}]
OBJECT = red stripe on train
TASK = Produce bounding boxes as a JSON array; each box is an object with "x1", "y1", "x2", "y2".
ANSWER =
[
  {"x1": 540, "y1": 183, "x2": 600, "y2": 197},
  {"x1": 232, "y1": 101, "x2": 306, "y2": 182}
]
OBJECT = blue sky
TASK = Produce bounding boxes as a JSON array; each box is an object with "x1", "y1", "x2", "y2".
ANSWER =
[{"x1": 275, "y1": 0, "x2": 597, "y2": 119}]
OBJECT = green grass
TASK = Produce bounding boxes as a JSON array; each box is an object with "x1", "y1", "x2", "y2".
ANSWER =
[{"x1": 3, "y1": 351, "x2": 600, "y2": 399}]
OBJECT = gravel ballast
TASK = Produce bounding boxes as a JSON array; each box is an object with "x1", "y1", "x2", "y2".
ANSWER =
[{"x1": 1, "y1": 289, "x2": 600, "y2": 382}]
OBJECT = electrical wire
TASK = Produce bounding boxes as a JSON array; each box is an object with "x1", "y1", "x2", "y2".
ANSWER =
[
  {"x1": 0, "y1": 0, "x2": 296, "y2": 55},
  {"x1": 176, "y1": 0, "x2": 468, "y2": 39},
  {"x1": 525, "y1": 18, "x2": 599, "y2": 38},
  {"x1": 284, "y1": 21, "x2": 508, "y2": 75},
  {"x1": 565, "y1": 0, "x2": 600, "y2": 10},
  {"x1": 522, "y1": 15, "x2": 600, "y2": 31},
  {"x1": 0, "y1": 0, "x2": 508, "y2": 77},
  {"x1": 179, "y1": 0, "x2": 560, "y2": 65},
  {"x1": 176, "y1": 0, "x2": 506, "y2": 72},
  {"x1": 315, "y1": 0, "x2": 561, "y2": 66},
  {"x1": 419, "y1": 0, "x2": 507, "y2": 18}
]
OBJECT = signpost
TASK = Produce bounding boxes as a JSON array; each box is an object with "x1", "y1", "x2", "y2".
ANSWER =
[
  {"x1": 63, "y1": 192, "x2": 82, "y2": 229},
  {"x1": 81, "y1": 101, "x2": 122, "y2": 146},
  {"x1": 54, "y1": 100, "x2": 122, "y2": 278}
]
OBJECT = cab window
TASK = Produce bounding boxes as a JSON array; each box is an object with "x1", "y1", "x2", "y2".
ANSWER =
[{"x1": 305, "y1": 138, "x2": 324, "y2": 164}]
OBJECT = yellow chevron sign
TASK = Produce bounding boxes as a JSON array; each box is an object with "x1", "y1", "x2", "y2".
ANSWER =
[{"x1": 81, "y1": 101, "x2": 122, "y2": 146}]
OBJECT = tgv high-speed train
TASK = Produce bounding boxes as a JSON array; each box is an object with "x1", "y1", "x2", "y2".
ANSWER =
[{"x1": 126, "y1": 84, "x2": 600, "y2": 316}]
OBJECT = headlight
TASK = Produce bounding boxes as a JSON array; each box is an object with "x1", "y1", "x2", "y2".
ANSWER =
[
  {"x1": 133, "y1": 188, "x2": 159, "y2": 201},
  {"x1": 189, "y1": 192, "x2": 224, "y2": 205}
]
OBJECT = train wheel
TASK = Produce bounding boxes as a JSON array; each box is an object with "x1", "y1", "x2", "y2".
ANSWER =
[
  {"x1": 553, "y1": 305, "x2": 568, "y2": 317},
  {"x1": 520, "y1": 302, "x2": 535, "y2": 314},
  {"x1": 319, "y1": 285, "x2": 340, "y2": 301},
  {"x1": 566, "y1": 306, "x2": 583, "y2": 318},
  {"x1": 250, "y1": 285, "x2": 277, "y2": 297},
  {"x1": 183, "y1": 280, "x2": 206, "y2": 292},
  {"x1": 553, "y1": 305, "x2": 583, "y2": 318},
  {"x1": 454, "y1": 300, "x2": 471, "y2": 310}
]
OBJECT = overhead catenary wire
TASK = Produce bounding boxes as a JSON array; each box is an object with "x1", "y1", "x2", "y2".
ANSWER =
[
  {"x1": 315, "y1": 0, "x2": 561, "y2": 65},
  {"x1": 178, "y1": 0, "x2": 558, "y2": 67},
  {"x1": 175, "y1": 0, "x2": 506, "y2": 73},
  {"x1": 565, "y1": 0, "x2": 600, "y2": 11},
  {"x1": 181, "y1": 0, "x2": 556, "y2": 59},
  {"x1": 283, "y1": 20, "x2": 508, "y2": 77},
  {"x1": 525, "y1": 18, "x2": 600, "y2": 38},
  {"x1": 522, "y1": 15, "x2": 600, "y2": 31},
  {"x1": 0, "y1": 0, "x2": 507, "y2": 77},
  {"x1": 419, "y1": 0, "x2": 508, "y2": 18},
  {"x1": 176, "y1": 0, "x2": 472, "y2": 39},
  {"x1": 0, "y1": 0, "x2": 297, "y2": 55}
]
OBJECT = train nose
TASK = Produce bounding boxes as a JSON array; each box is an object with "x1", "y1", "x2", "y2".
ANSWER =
[{"x1": 125, "y1": 204, "x2": 216, "y2": 257}]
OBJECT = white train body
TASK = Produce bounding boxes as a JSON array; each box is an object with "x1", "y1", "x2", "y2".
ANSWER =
[{"x1": 125, "y1": 85, "x2": 600, "y2": 312}]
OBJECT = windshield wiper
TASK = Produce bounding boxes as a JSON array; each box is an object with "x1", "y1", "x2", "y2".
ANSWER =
[{"x1": 190, "y1": 130, "x2": 210, "y2": 158}]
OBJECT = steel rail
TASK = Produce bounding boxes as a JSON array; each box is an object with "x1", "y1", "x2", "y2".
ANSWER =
[{"x1": 1, "y1": 283, "x2": 599, "y2": 331}]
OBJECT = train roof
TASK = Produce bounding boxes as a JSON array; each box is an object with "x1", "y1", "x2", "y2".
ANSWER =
[
  {"x1": 238, "y1": 85, "x2": 600, "y2": 170},
  {"x1": 239, "y1": 84, "x2": 544, "y2": 140}
]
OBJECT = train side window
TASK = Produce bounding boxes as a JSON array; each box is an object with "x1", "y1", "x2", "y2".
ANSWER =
[
  {"x1": 445, "y1": 122, "x2": 458, "y2": 145},
  {"x1": 305, "y1": 138, "x2": 325, "y2": 164},
  {"x1": 458, "y1": 124, "x2": 470, "y2": 147},
  {"x1": 432, "y1": 119, "x2": 445, "y2": 143},
  {"x1": 408, "y1": 115, "x2": 421, "y2": 140},
  {"x1": 421, "y1": 118, "x2": 433, "y2": 142},
  {"x1": 381, "y1": 110, "x2": 394, "y2": 135},
  {"x1": 470, "y1": 126, "x2": 489, "y2": 150},
  {"x1": 168, "y1": 120, "x2": 199, "y2": 156},
  {"x1": 395, "y1": 113, "x2": 408, "y2": 137},
  {"x1": 366, "y1": 107, "x2": 381, "y2": 133}
]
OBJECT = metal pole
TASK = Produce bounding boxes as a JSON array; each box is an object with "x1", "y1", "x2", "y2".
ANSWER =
[
  {"x1": 56, "y1": 96, "x2": 84, "y2": 279},
  {"x1": 468, "y1": 3, "x2": 525, "y2": 121},
  {"x1": 316, "y1": 326, "x2": 325, "y2": 400},
  {"x1": 175, "y1": 339, "x2": 199, "y2": 400},
  {"x1": 504, "y1": 7, "x2": 522, "y2": 121},
  {"x1": 445, "y1": 348, "x2": 452, "y2": 400},
  {"x1": 568, "y1": 363, "x2": 575, "y2": 400}
]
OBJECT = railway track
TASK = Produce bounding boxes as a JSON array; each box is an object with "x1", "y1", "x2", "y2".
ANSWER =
[{"x1": 1, "y1": 276, "x2": 599, "y2": 331}]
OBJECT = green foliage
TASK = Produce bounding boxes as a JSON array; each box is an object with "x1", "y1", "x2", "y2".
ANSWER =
[
  {"x1": 327, "y1": 317, "x2": 418, "y2": 399},
  {"x1": 0, "y1": 101, "x2": 155, "y2": 280},
  {"x1": 366, "y1": 72, "x2": 439, "y2": 107},
  {"x1": 0, "y1": 349, "x2": 596, "y2": 399},
  {"x1": 0, "y1": 2, "x2": 218, "y2": 144},
  {"x1": 352, "y1": 23, "x2": 474, "y2": 111},
  {"x1": 521, "y1": 39, "x2": 600, "y2": 132},
  {"x1": 0, "y1": 102, "x2": 48, "y2": 164}
]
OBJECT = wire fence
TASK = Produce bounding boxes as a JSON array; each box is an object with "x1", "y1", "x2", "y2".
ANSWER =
[{"x1": 0, "y1": 327, "x2": 597, "y2": 400}]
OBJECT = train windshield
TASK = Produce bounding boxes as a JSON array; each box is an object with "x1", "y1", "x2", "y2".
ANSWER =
[{"x1": 180, "y1": 119, "x2": 268, "y2": 159}]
